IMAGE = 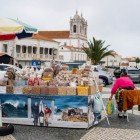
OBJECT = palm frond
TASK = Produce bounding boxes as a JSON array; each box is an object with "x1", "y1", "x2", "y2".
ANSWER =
[{"x1": 85, "y1": 37, "x2": 114, "y2": 64}]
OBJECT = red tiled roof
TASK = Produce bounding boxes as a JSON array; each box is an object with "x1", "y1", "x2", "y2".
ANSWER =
[
  {"x1": 38, "y1": 31, "x2": 70, "y2": 39},
  {"x1": 32, "y1": 34, "x2": 58, "y2": 42},
  {"x1": 121, "y1": 63, "x2": 129, "y2": 66}
]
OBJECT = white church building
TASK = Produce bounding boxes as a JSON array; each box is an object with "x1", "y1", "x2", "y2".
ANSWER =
[{"x1": 39, "y1": 11, "x2": 88, "y2": 63}]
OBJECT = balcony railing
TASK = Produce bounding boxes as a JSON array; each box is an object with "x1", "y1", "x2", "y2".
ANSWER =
[{"x1": 15, "y1": 53, "x2": 58, "y2": 60}]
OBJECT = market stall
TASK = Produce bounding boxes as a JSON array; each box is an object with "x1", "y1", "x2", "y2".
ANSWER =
[{"x1": 0, "y1": 65, "x2": 109, "y2": 129}]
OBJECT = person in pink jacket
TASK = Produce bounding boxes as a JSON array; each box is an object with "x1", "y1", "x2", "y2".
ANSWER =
[{"x1": 109, "y1": 69, "x2": 135, "y2": 117}]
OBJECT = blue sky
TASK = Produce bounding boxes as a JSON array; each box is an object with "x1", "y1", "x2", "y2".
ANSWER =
[{"x1": 1, "y1": 0, "x2": 140, "y2": 57}]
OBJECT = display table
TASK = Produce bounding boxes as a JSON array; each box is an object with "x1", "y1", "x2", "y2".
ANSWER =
[{"x1": 0, "y1": 93, "x2": 101, "y2": 128}]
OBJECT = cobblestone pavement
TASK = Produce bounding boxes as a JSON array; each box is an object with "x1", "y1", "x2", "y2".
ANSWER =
[
  {"x1": 81, "y1": 111, "x2": 140, "y2": 140},
  {"x1": 2, "y1": 84, "x2": 140, "y2": 140}
]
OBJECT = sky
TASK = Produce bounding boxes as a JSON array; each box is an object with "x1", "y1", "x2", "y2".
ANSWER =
[{"x1": 0, "y1": 0, "x2": 140, "y2": 57}]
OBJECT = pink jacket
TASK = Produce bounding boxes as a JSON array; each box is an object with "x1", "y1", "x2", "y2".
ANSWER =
[{"x1": 111, "y1": 76, "x2": 135, "y2": 95}]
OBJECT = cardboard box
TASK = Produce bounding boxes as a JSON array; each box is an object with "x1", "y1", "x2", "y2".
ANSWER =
[
  {"x1": 88, "y1": 86, "x2": 96, "y2": 95},
  {"x1": 48, "y1": 86, "x2": 58, "y2": 95},
  {"x1": 40, "y1": 86, "x2": 49, "y2": 95},
  {"x1": 22, "y1": 86, "x2": 32, "y2": 94},
  {"x1": 31, "y1": 86, "x2": 41, "y2": 95},
  {"x1": 77, "y1": 86, "x2": 89, "y2": 96},
  {"x1": 58, "y1": 86, "x2": 67, "y2": 95},
  {"x1": 66, "y1": 87, "x2": 76, "y2": 95},
  {"x1": 6, "y1": 85, "x2": 14, "y2": 94}
]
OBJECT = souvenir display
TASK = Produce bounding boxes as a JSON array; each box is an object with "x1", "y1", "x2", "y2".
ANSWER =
[{"x1": 0, "y1": 64, "x2": 106, "y2": 129}]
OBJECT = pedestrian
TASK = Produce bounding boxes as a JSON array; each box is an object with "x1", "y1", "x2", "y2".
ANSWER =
[
  {"x1": 109, "y1": 69, "x2": 135, "y2": 118},
  {"x1": 32, "y1": 102, "x2": 39, "y2": 126},
  {"x1": 18, "y1": 63, "x2": 23, "y2": 69},
  {"x1": 15, "y1": 63, "x2": 18, "y2": 67},
  {"x1": 44, "y1": 106, "x2": 52, "y2": 126}
]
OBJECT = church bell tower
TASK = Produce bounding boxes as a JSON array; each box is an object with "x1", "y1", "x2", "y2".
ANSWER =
[{"x1": 69, "y1": 11, "x2": 87, "y2": 40}]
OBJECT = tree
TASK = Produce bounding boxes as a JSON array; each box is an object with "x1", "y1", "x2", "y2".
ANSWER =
[
  {"x1": 83, "y1": 37, "x2": 115, "y2": 65},
  {"x1": 135, "y1": 57, "x2": 140, "y2": 68}
]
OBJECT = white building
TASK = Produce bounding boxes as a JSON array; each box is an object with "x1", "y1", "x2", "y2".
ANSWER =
[
  {"x1": 39, "y1": 11, "x2": 88, "y2": 63},
  {"x1": 0, "y1": 34, "x2": 60, "y2": 66},
  {"x1": 101, "y1": 52, "x2": 122, "y2": 67},
  {"x1": 0, "y1": 40, "x2": 15, "y2": 57}
]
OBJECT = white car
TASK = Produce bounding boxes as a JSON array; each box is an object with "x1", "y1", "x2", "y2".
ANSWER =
[
  {"x1": 0, "y1": 64, "x2": 23, "y2": 81},
  {"x1": 91, "y1": 65, "x2": 113, "y2": 86}
]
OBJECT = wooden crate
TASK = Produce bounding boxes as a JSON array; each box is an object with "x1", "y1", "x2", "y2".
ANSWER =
[
  {"x1": 58, "y1": 86, "x2": 67, "y2": 95},
  {"x1": 77, "y1": 86, "x2": 89, "y2": 96}
]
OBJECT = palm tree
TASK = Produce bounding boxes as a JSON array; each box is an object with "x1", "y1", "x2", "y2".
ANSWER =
[
  {"x1": 83, "y1": 37, "x2": 115, "y2": 65},
  {"x1": 135, "y1": 57, "x2": 140, "y2": 68}
]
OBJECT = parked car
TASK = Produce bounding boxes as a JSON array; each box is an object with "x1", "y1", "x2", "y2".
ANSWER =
[
  {"x1": 91, "y1": 65, "x2": 113, "y2": 86},
  {"x1": 114, "y1": 67, "x2": 140, "y2": 83}
]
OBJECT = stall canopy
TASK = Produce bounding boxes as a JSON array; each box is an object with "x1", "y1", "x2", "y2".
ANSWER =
[
  {"x1": 0, "y1": 17, "x2": 38, "y2": 40},
  {"x1": 0, "y1": 52, "x2": 13, "y2": 64}
]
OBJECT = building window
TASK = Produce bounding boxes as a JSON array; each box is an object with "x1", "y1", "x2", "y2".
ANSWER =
[
  {"x1": 73, "y1": 25, "x2": 76, "y2": 33},
  {"x1": 28, "y1": 46, "x2": 32, "y2": 53},
  {"x1": 3, "y1": 44, "x2": 7, "y2": 52},
  {"x1": 22, "y1": 45, "x2": 26, "y2": 53},
  {"x1": 64, "y1": 42, "x2": 67, "y2": 46},
  {"x1": 16, "y1": 45, "x2": 20, "y2": 53},
  {"x1": 85, "y1": 28, "x2": 86, "y2": 35},
  {"x1": 40, "y1": 47, "x2": 43, "y2": 54},
  {"x1": 49, "y1": 48, "x2": 52, "y2": 55},
  {"x1": 33, "y1": 47, "x2": 37, "y2": 54},
  {"x1": 45, "y1": 48, "x2": 48, "y2": 54}
]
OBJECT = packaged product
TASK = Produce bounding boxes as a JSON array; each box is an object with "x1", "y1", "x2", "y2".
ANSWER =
[
  {"x1": 34, "y1": 77, "x2": 39, "y2": 86},
  {"x1": 77, "y1": 86, "x2": 89, "y2": 96},
  {"x1": 72, "y1": 68, "x2": 78, "y2": 74},
  {"x1": 22, "y1": 86, "x2": 32, "y2": 94},
  {"x1": 6, "y1": 85, "x2": 14, "y2": 94},
  {"x1": 88, "y1": 86, "x2": 97, "y2": 95},
  {"x1": 27, "y1": 79, "x2": 34, "y2": 86}
]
